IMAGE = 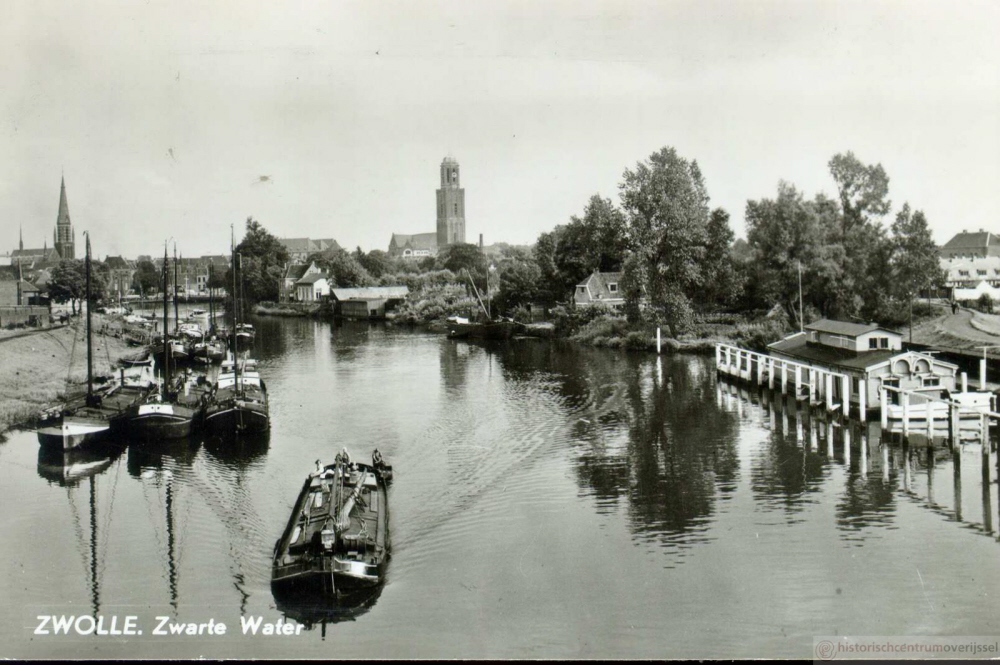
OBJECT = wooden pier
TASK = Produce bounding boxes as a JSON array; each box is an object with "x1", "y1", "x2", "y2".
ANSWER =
[{"x1": 715, "y1": 342, "x2": 998, "y2": 446}]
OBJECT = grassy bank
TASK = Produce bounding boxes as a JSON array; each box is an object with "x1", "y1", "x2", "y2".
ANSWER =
[{"x1": 0, "y1": 318, "x2": 141, "y2": 433}]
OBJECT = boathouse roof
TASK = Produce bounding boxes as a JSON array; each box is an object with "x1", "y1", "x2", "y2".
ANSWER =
[
  {"x1": 804, "y1": 319, "x2": 898, "y2": 338},
  {"x1": 330, "y1": 286, "x2": 409, "y2": 300},
  {"x1": 770, "y1": 334, "x2": 899, "y2": 370}
]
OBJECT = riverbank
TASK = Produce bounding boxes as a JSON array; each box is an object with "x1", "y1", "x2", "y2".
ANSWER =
[{"x1": 0, "y1": 318, "x2": 140, "y2": 434}]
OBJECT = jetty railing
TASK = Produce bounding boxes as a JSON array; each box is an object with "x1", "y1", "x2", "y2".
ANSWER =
[{"x1": 714, "y1": 343, "x2": 856, "y2": 417}]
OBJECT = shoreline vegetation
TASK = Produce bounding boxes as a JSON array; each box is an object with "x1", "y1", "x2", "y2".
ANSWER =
[{"x1": 0, "y1": 316, "x2": 143, "y2": 435}]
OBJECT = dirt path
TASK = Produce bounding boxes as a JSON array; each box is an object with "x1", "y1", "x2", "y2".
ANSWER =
[
  {"x1": 908, "y1": 305, "x2": 1000, "y2": 353},
  {"x1": 0, "y1": 317, "x2": 144, "y2": 434}
]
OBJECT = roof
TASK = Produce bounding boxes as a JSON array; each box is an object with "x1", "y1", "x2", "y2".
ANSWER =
[
  {"x1": 279, "y1": 238, "x2": 339, "y2": 255},
  {"x1": 18, "y1": 280, "x2": 40, "y2": 292},
  {"x1": 296, "y1": 273, "x2": 329, "y2": 285},
  {"x1": 391, "y1": 233, "x2": 437, "y2": 251},
  {"x1": 11, "y1": 248, "x2": 59, "y2": 259},
  {"x1": 331, "y1": 286, "x2": 409, "y2": 300},
  {"x1": 105, "y1": 256, "x2": 131, "y2": 269},
  {"x1": 575, "y1": 271, "x2": 624, "y2": 303},
  {"x1": 941, "y1": 231, "x2": 998, "y2": 251},
  {"x1": 284, "y1": 264, "x2": 310, "y2": 280},
  {"x1": 769, "y1": 334, "x2": 899, "y2": 370},
  {"x1": 804, "y1": 318, "x2": 893, "y2": 337}
]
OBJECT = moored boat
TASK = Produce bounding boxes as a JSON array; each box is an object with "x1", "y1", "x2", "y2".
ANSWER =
[
  {"x1": 271, "y1": 450, "x2": 392, "y2": 598},
  {"x1": 204, "y1": 354, "x2": 270, "y2": 433}
]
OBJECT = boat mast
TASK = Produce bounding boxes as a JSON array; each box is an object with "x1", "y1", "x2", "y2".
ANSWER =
[
  {"x1": 85, "y1": 233, "x2": 95, "y2": 405},
  {"x1": 173, "y1": 244, "x2": 179, "y2": 334},
  {"x1": 208, "y1": 264, "x2": 214, "y2": 334},
  {"x1": 231, "y1": 226, "x2": 239, "y2": 396},
  {"x1": 162, "y1": 247, "x2": 170, "y2": 400}
]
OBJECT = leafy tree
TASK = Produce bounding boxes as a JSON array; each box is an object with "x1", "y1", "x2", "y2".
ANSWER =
[
  {"x1": 227, "y1": 217, "x2": 290, "y2": 306},
  {"x1": 132, "y1": 260, "x2": 160, "y2": 294},
  {"x1": 309, "y1": 247, "x2": 373, "y2": 287},
  {"x1": 438, "y1": 243, "x2": 486, "y2": 278},
  {"x1": 828, "y1": 151, "x2": 891, "y2": 233},
  {"x1": 701, "y1": 208, "x2": 743, "y2": 309},
  {"x1": 891, "y1": 203, "x2": 943, "y2": 328},
  {"x1": 745, "y1": 182, "x2": 844, "y2": 324},
  {"x1": 48, "y1": 260, "x2": 86, "y2": 314},
  {"x1": 354, "y1": 248, "x2": 393, "y2": 280},
  {"x1": 493, "y1": 254, "x2": 541, "y2": 317},
  {"x1": 619, "y1": 147, "x2": 711, "y2": 336},
  {"x1": 47, "y1": 257, "x2": 108, "y2": 312}
]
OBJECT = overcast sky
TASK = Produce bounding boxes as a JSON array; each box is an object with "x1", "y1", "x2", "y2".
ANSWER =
[{"x1": 2, "y1": 0, "x2": 998, "y2": 260}]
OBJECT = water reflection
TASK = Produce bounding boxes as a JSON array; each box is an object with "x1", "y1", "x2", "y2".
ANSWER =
[
  {"x1": 274, "y1": 584, "x2": 384, "y2": 634},
  {"x1": 37, "y1": 441, "x2": 125, "y2": 487}
]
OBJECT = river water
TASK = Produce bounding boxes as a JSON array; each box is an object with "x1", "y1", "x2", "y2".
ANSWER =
[{"x1": 2, "y1": 314, "x2": 1000, "y2": 659}]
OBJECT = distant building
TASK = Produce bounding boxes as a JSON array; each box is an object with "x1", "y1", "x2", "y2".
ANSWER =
[
  {"x1": 278, "y1": 238, "x2": 339, "y2": 263},
  {"x1": 279, "y1": 261, "x2": 324, "y2": 303},
  {"x1": 104, "y1": 256, "x2": 136, "y2": 298},
  {"x1": 574, "y1": 271, "x2": 625, "y2": 310},
  {"x1": 388, "y1": 232, "x2": 437, "y2": 260},
  {"x1": 388, "y1": 155, "x2": 467, "y2": 259},
  {"x1": 939, "y1": 230, "x2": 1000, "y2": 259},
  {"x1": 295, "y1": 273, "x2": 330, "y2": 302},
  {"x1": 940, "y1": 255, "x2": 1000, "y2": 302}
]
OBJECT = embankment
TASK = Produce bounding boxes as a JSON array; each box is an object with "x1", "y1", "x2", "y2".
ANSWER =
[{"x1": 0, "y1": 319, "x2": 141, "y2": 433}]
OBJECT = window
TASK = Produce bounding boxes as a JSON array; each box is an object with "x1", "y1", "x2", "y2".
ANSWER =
[
  {"x1": 577, "y1": 286, "x2": 586, "y2": 293},
  {"x1": 869, "y1": 338, "x2": 878, "y2": 349},
  {"x1": 922, "y1": 376, "x2": 940, "y2": 387},
  {"x1": 959, "y1": 270, "x2": 969, "y2": 276},
  {"x1": 454, "y1": 203, "x2": 458, "y2": 215},
  {"x1": 879, "y1": 337, "x2": 889, "y2": 349},
  {"x1": 978, "y1": 270, "x2": 988, "y2": 276},
  {"x1": 608, "y1": 283, "x2": 618, "y2": 293}
]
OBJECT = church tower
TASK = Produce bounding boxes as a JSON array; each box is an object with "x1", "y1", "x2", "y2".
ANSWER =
[
  {"x1": 436, "y1": 156, "x2": 465, "y2": 248},
  {"x1": 54, "y1": 176, "x2": 75, "y2": 260}
]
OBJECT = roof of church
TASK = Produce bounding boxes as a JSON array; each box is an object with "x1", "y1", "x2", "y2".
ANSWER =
[{"x1": 390, "y1": 232, "x2": 438, "y2": 251}]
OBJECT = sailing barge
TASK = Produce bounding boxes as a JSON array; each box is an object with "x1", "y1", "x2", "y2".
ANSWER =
[{"x1": 271, "y1": 450, "x2": 392, "y2": 597}]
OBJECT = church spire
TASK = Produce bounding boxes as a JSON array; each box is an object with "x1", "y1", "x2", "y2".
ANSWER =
[
  {"x1": 54, "y1": 175, "x2": 75, "y2": 259},
  {"x1": 19, "y1": 225, "x2": 23, "y2": 251}
]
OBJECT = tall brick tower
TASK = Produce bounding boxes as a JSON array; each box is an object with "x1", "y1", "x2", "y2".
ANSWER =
[
  {"x1": 53, "y1": 176, "x2": 75, "y2": 260},
  {"x1": 436, "y1": 155, "x2": 465, "y2": 248}
]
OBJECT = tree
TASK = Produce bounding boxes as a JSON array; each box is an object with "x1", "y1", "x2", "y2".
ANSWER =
[
  {"x1": 132, "y1": 260, "x2": 160, "y2": 294},
  {"x1": 891, "y1": 203, "x2": 943, "y2": 331},
  {"x1": 745, "y1": 182, "x2": 844, "y2": 324},
  {"x1": 619, "y1": 147, "x2": 711, "y2": 336},
  {"x1": 48, "y1": 260, "x2": 86, "y2": 314},
  {"x1": 228, "y1": 217, "x2": 290, "y2": 306},
  {"x1": 828, "y1": 151, "x2": 891, "y2": 233},
  {"x1": 355, "y1": 248, "x2": 393, "y2": 280},
  {"x1": 700, "y1": 208, "x2": 743, "y2": 309},
  {"x1": 492, "y1": 254, "x2": 542, "y2": 317},
  {"x1": 310, "y1": 247, "x2": 374, "y2": 288}
]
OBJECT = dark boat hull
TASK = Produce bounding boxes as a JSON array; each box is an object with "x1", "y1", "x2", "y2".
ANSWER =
[
  {"x1": 447, "y1": 321, "x2": 520, "y2": 340},
  {"x1": 121, "y1": 403, "x2": 198, "y2": 439},
  {"x1": 36, "y1": 415, "x2": 111, "y2": 450},
  {"x1": 203, "y1": 404, "x2": 270, "y2": 433}
]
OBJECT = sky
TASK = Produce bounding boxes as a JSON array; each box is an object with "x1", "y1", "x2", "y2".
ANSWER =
[{"x1": 1, "y1": 0, "x2": 998, "y2": 260}]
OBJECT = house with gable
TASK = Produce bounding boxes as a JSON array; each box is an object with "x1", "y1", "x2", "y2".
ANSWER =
[
  {"x1": 279, "y1": 261, "x2": 324, "y2": 303},
  {"x1": 573, "y1": 271, "x2": 625, "y2": 310},
  {"x1": 295, "y1": 272, "x2": 330, "y2": 302}
]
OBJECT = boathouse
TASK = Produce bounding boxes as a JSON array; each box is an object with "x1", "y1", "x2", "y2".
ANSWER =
[
  {"x1": 767, "y1": 319, "x2": 959, "y2": 410},
  {"x1": 329, "y1": 286, "x2": 409, "y2": 319}
]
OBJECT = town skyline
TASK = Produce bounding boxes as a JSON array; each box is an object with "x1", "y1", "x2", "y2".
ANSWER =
[{"x1": 2, "y1": 1, "x2": 998, "y2": 259}]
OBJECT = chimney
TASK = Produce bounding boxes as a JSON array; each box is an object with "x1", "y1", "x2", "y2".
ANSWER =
[{"x1": 479, "y1": 233, "x2": 483, "y2": 250}]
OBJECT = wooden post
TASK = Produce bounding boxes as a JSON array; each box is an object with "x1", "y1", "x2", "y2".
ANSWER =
[
  {"x1": 657, "y1": 327, "x2": 662, "y2": 355},
  {"x1": 949, "y1": 402, "x2": 959, "y2": 448},
  {"x1": 715, "y1": 344, "x2": 721, "y2": 370},
  {"x1": 859, "y1": 381, "x2": 867, "y2": 422},
  {"x1": 981, "y1": 357, "x2": 987, "y2": 391},
  {"x1": 825, "y1": 373, "x2": 834, "y2": 411},
  {"x1": 902, "y1": 391, "x2": 910, "y2": 438},
  {"x1": 882, "y1": 441, "x2": 889, "y2": 482},
  {"x1": 794, "y1": 365, "x2": 802, "y2": 401},
  {"x1": 768, "y1": 357, "x2": 775, "y2": 390},
  {"x1": 781, "y1": 362, "x2": 787, "y2": 395},
  {"x1": 844, "y1": 422, "x2": 851, "y2": 466},
  {"x1": 860, "y1": 430, "x2": 868, "y2": 477},
  {"x1": 880, "y1": 387, "x2": 888, "y2": 429},
  {"x1": 841, "y1": 375, "x2": 850, "y2": 417},
  {"x1": 962, "y1": 372, "x2": 968, "y2": 393},
  {"x1": 757, "y1": 353, "x2": 763, "y2": 385},
  {"x1": 926, "y1": 395, "x2": 934, "y2": 442},
  {"x1": 808, "y1": 368, "x2": 816, "y2": 404}
]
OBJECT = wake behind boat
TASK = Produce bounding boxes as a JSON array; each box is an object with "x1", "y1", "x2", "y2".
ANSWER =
[{"x1": 271, "y1": 449, "x2": 392, "y2": 598}]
